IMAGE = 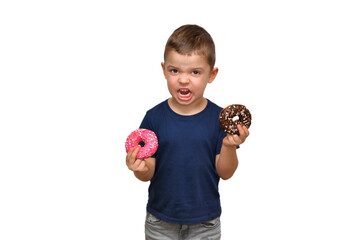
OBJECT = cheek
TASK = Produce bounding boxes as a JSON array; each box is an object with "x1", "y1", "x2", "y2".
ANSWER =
[
  {"x1": 166, "y1": 78, "x2": 177, "y2": 91},
  {"x1": 193, "y1": 79, "x2": 208, "y2": 92}
]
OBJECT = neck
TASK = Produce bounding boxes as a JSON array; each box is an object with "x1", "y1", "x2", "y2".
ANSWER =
[{"x1": 168, "y1": 97, "x2": 208, "y2": 116}]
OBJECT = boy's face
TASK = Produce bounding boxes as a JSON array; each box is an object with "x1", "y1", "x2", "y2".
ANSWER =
[{"x1": 161, "y1": 50, "x2": 218, "y2": 112}]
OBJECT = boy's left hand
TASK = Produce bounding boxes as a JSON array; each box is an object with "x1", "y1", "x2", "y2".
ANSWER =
[{"x1": 222, "y1": 125, "x2": 249, "y2": 147}]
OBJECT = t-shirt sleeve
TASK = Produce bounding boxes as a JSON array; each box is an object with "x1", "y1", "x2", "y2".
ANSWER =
[
  {"x1": 139, "y1": 111, "x2": 152, "y2": 130},
  {"x1": 216, "y1": 129, "x2": 227, "y2": 155}
]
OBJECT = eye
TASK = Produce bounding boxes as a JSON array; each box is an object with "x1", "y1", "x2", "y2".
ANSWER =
[
  {"x1": 192, "y1": 70, "x2": 200, "y2": 75},
  {"x1": 170, "y1": 69, "x2": 178, "y2": 74}
]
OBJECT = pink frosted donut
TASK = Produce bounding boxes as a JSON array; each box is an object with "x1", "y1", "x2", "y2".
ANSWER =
[{"x1": 125, "y1": 129, "x2": 158, "y2": 159}]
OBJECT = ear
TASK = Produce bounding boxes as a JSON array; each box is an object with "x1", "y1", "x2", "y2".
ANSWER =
[
  {"x1": 161, "y1": 62, "x2": 166, "y2": 78},
  {"x1": 208, "y1": 67, "x2": 219, "y2": 84}
]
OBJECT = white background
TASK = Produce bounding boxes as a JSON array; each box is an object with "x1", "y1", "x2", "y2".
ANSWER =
[{"x1": 1, "y1": 0, "x2": 360, "y2": 239}]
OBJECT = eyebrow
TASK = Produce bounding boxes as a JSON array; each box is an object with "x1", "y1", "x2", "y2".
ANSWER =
[
  {"x1": 166, "y1": 65, "x2": 178, "y2": 69},
  {"x1": 166, "y1": 65, "x2": 204, "y2": 71}
]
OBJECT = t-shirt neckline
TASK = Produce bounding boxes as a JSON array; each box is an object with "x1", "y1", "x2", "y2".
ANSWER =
[{"x1": 165, "y1": 98, "x2": 211, "y2": 119}]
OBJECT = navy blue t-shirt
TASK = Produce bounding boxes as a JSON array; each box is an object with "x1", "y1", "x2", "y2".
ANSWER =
[{"x1": 140, "y1": 99, "x2": 227, "y2": 225}]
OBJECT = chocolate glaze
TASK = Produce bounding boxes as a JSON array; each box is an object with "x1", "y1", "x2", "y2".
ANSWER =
[{"x1": 219, "y1": 104, "x2": 252, "y2": 135}]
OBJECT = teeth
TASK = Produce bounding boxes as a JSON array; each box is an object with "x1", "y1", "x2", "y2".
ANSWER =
[{"x1": 179, "y1": 89, "x2": 190, "y2": 95}]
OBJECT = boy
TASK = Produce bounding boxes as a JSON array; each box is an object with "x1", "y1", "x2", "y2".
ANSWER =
[{"x1": 126, "y1": 24, "x2": 249, "y2": 239}]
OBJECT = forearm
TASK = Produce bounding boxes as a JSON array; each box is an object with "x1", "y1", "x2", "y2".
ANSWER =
[
  {"x1": 216, "y1": 145, "x2": 238, "y2": 180},
  {"x1": 134, "y1": 157, "x2": 155, "y2": 182}
]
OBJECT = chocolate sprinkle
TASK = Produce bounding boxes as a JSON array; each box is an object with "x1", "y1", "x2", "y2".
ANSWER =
[{"x1": 219, "y1": 104, "x2": 252, "y2": 135}]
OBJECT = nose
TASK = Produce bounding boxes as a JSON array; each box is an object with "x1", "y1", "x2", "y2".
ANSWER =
[{"x1": 178, "y1": 73, "x2": 190, "y2": 85}]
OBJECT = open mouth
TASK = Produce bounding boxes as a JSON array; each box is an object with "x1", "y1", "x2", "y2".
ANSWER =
[
  {"x1": 179, "y1": 89, "x2": 191, "y2": 96},
  {"x1": 177, "y1": 88, "x2": 192, "y2": 101}
]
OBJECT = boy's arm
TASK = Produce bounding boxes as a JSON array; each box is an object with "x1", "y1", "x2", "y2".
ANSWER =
[
  {"x1": 216, "y1": 125, "x2": 249, "y2": 180},
  {"x1": 126, "y1": 147, "x2": 155, "y2": 182},
  {"x1": 216, "y1": 145, "x2": 238, "y2": 180}
]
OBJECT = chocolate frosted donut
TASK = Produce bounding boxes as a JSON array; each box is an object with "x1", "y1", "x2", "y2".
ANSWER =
[{"x1": 219, "y1": 104, "x2": 252, "y2": 135}]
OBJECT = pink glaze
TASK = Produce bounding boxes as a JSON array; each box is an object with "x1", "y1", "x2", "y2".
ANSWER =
[{"x1": 125, "y1": 129, "x2": 158, "y2": 159}]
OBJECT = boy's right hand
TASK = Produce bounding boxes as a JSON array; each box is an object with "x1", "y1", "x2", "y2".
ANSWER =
[{"x1": 126, "y1": 147, "x2": 149, "y2": 173}]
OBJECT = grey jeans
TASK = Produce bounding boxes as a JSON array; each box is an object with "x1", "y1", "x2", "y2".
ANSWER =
[{"x1": 145, "y1": 212, "x2": 221, "y2": 240}]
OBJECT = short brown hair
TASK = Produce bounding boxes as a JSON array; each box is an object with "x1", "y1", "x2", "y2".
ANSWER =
[{"x1": 164, "y1": 24, "x2": 216, "y2": 69}]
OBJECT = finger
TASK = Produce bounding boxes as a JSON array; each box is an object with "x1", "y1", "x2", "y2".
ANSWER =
[
  {"x1": 131, "y1": 146, "x2": 140, "y2": 160},
  {"x1": 231, "y1": 134, "x2": 243, "y2": 145},
  {"x1": 126, "y1": 148, "x2": 133, "y2": 165},
  {"x1": 242, "y1": 125, "x2": 250, "y2": 137},
  {"x1": 126, "y1": 147, "x2": 140, "y2": 166},
  {"x1": 236, "y1": 125, "x2": 249, "y2": 144},
  {"x1": 225, "y1": 134, "x2": 237, "y2": 146},
  {"x1": 132, "y1": 159, "x2": 143, "y2": 171},
  {"x1": 134, "y1": 160, "x2": 147, "y2": 172},
  {"x1": 238, "y1": 125, "x2": 246, "y2": 138},
  {"x1": 236, "y1": 124, "x2": 243, "y2": 133}
]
